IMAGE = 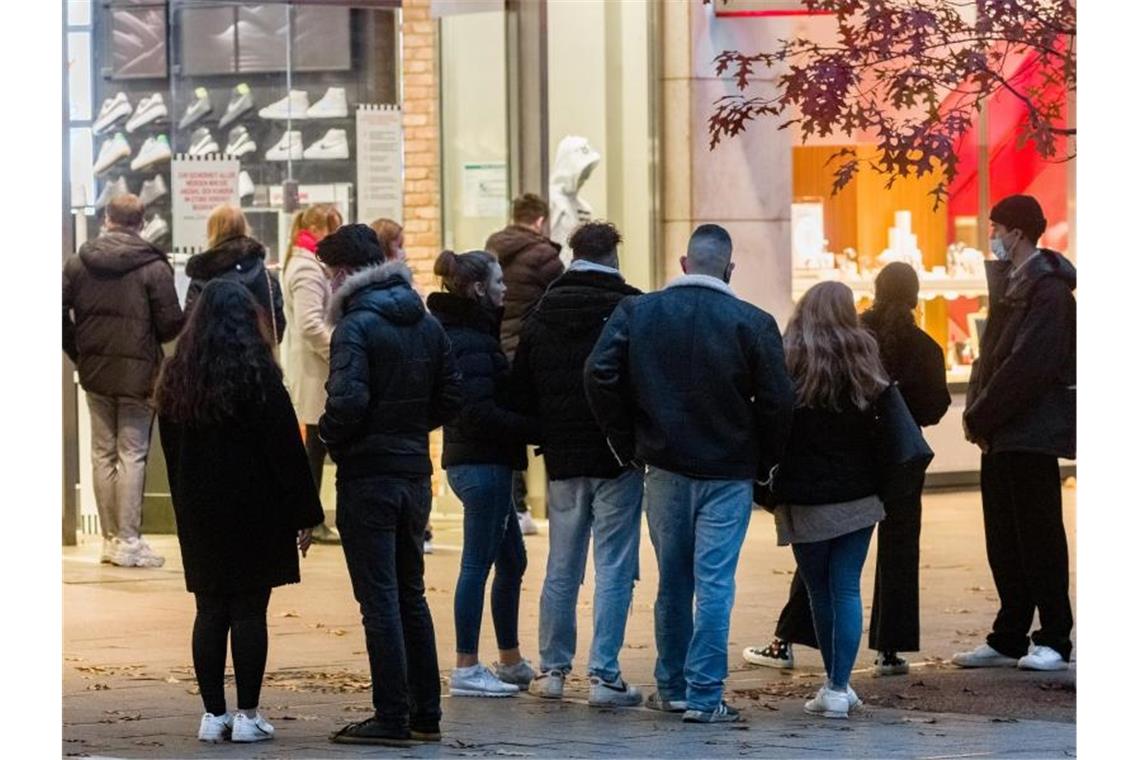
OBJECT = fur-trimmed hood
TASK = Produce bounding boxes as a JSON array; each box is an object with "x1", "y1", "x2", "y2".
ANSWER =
[{"x1": 327, "y1": 260, "x2": 421, "y2": 326}]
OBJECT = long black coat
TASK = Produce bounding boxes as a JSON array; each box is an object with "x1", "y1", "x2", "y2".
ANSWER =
[
  {"x1": 427, "y1": 291, "x2": 540, "y2": 470},
  {"x1": 512, "y1": 268, "x2": 641, "y2": 480},
  {"x1": 159, "y1": 381, "x2": 325, "y2": 595},
  {"x1": 184, "y1": 236, "x2": 286, "y2": 343}
]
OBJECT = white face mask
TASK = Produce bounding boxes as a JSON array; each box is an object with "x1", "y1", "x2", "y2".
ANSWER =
[{"x1": 989, "y1": 237, "x2": 1008, "y2": 261}]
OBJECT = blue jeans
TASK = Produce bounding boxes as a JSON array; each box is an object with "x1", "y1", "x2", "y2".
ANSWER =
[
  {"x1": 448, "y1": 464, "x2": 527, "y2": 656},
  {"x1": 644, "y1": 467, "x2": 752, "y2": 712},
  {"x1": 539, "y1": 468, "x2": 643, "y2": 682},
  {"x1": 791, "y1": 526, "x2": 875, "y2": 692}
]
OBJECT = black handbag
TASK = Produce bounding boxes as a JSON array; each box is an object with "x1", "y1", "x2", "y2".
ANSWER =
[{"x1": 873, "y1": 383, "x2": 934, "y2": 501}]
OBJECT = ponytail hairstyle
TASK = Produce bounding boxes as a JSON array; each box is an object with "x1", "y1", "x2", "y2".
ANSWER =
[
  {"x1": 861, "y1": 262, "x2": 920, "y2": 379},
  {"x1": 284, "y1": 203, "x2": 343, "y2": 271},
  {"x1": 205, "y1": 204, "x2": 249, "y2": 249},
  {"x1": 433, "y1": 249, "x2": 497, "y2": 301}
]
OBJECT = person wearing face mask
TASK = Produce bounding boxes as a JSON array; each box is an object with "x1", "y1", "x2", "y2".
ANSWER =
[
  {"x1": 427, "y1": 250, "x2": 542, "y2": 698},
  {"x1": 953, "y1": 194, "x2": 1076, "y2": 673}
]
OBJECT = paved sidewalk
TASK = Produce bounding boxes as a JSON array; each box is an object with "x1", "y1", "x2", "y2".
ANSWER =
[{"x1": 64, "y1": 489, "x2": 1075, "y2": 758}]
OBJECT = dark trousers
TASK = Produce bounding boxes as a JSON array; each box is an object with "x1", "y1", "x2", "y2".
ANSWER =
[
  {"x1": 775, "y1": 486, "x2": 923, "y2": 653},
  {"x1": 304, "y1": 424, "x2": 327, "y2": 505},
  {"x1": 337, "y1": 474, "x2": 441, "y2": 730},
  {"x1": 192, "y1": 588, "x2": 272, "y2": 716},
  {"x1": 981, "y1": 452, "x2": 1073, "y2": 660}
]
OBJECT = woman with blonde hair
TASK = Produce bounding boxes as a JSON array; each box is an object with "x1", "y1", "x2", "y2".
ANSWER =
[
  {"x1": 771, "y1": 281, "x2": 890, "y2": 720},
  {"x1": 183, "y1": 204, "x2": 285, "y2": 341},
  {"x1": 369, "y1": 218, "x2": 406, "y2": 262},
  {"x1": 282, "y1": 203, "x2": 343, "y2": 543}
]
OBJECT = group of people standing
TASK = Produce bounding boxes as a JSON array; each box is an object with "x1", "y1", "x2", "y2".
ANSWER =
[{"x1": 62, "y1": 190, "x2": 1074, "y2": 746}]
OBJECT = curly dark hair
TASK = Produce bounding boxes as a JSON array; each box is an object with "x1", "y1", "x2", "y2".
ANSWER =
[
  {"x1": 155, "y1": 280, "x2": 281, "y2": 425},
  {"x1": 569, "y1": 221, "x2": 622, "y2": 263}
]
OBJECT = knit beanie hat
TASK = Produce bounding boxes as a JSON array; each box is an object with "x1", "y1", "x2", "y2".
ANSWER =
[
  {"x1": 990, "y1": 194, "x2": 1047, "y2": 242},
  {"x1": 874, "y1": 261, "x2": 920, "y2": 309},
  {"x1": 315, "y1": 223, "x2": 384, "y2": 268}
]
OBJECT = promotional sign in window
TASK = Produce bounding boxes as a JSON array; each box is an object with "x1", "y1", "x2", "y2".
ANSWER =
[
  {"x1": 171, "y1": 156, "x2": 240, "y2": 252},
  {"x1": 355, "y1": 104, "x2": 403, "y2": 224}
]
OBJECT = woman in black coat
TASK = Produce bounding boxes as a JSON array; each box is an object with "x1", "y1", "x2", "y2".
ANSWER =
[
  {"x1": 157, "y1": 280, "x2": 324, "y2": 744},
  {"x1": 744, "y1": 262, "x2": 951, "y2": 677}
]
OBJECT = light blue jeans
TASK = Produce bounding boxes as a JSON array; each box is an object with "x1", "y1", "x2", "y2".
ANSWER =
[
  {"x1": 538, "y1": 468, "x2": 644, "y2": 682},
  {"x1": 644, "y1": 467, "x2": 752, "y2": 712}
]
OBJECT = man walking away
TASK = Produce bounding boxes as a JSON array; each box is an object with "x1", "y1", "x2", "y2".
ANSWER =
[
  {"x1": 512, "y1": 222, "x2": 644, "y2": 707},
  {"x1": 585, "y1": 224, "x2": 795, "y2": 723},
  {"x1": 954, "y1": 194, "x2": 1076, "y2": 673},
  {"x1": 63, "y1": 194, "x2": 184, "y2": 568}
]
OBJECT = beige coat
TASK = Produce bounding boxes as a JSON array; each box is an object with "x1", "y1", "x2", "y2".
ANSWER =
[{"x1": 282, "y1": 247, "x2": 332, "y2": 425}]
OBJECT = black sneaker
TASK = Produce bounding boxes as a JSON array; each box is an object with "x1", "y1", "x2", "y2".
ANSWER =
[
  {"x1": 329, "y1": 717, "x2": 419, "y2": 746},
  {"x1": 682, "y1": 702, "x2": 743, "y2": 724},
  {"x1": 410, "y1": 720, "x2": 441, "y2": 742}
]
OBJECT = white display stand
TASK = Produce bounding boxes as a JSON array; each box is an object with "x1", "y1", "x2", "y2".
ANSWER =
[{"x1": 355, "y1": 104, "x2": 403, "y2": 224}]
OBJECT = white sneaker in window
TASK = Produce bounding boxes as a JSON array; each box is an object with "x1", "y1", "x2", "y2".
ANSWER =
[
  {"x1": 139, "y1": 174, "x2": 167, "y2": 207},
  {"x1": 1018, "y1": 645, "x2": 1069, "y2": 671},
  {"x1": 951, "y1": 642, "x2": 1019, "y2": 669},
  {"x1": 94, "y1": 133, "x2": 131, "y2": 175},
  {"x1": 219, "y1": 83, "x2": 254, "y2": 128},
  {"x1": 126, "y1": 92, "x2": 167, "y2": 133},
  {"x1": 529, "y1": 669, "x2": 565, "y2": 699},
  {"x1": 238, "y1": 171, "x2": 255, "y2": 199},
  {"x1": 94, "y1": 177, "x2": 130, "y2": 210},
  {"x1": 449, "y1": 663, "x2": 519, "y2": 697},
  {"x1": 804, "y1": 686, "x2": 849, "y2": 719},
  {"x1": 588, "y1": 676, "x2": 643, "y2": 707},
  {"x1": 306, "y1": 87, "x2": 348, "y2": 118},
  {"x1": 130, "y1": 135, "x2": 172, "y2": 171},
  {"x1": 140, "y1": 216, "x2": 169, "y2": 246},
  {"x1": 259, "y1": 90, "x2": 310, "y2": 120},
  {"x1": 231, "y1": 712, "x2": 274, "y2": 743},
  {"x1": 198, "y1": 712, "x2": 233, "y2": 743},
  {"x1": 302, "y1": 128, "x2": 349, "y2": 159},
  {"x1": 265, "y1": 131, "x2": 304, "y2": 161},
  {"x1": 179, "y1": 87, "x2": 212, "y2": 130},
  {"x1": 225, "y1": 125, "x2": 257, "y2": 158},
  {"x1": 518, "y1": 511, "x2": 539, "y2": 536},
  {"x1": 188, "y1": 127, "x2": 219, "y2": 156},
  {"x1": 94, "y1": 93, "x2": 132, "y2": 134}
]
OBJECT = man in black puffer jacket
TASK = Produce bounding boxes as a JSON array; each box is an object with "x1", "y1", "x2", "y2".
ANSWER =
[
  {"x1": 511, "y1": 222, "x2": 644, "y2": 705},
  {"x1": 318, "y1": 224, "x2": 463, "y2": 747}
]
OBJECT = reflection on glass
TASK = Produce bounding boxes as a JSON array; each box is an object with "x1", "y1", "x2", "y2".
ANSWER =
[
  {"x1": 70, "y1": 127, "x2": 95, "y2": 208},
  {"x1": 68, "y1": 32, "x2": 92, "y2": 122}
]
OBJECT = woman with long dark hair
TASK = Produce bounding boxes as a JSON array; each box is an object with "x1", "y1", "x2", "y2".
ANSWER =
[{"x1": 157, "y1": 280, "x2": 324, "y2": 744}]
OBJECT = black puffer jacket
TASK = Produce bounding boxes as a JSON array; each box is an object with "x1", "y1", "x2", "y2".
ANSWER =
[
  {"x1": 774, "y1": 403, "x2": 879, "y2": 505},
  {"x1": 965, "y1": 250, "x2": 1076, "y2": 458},
  {"x1": 184, "y1": 236, "x2": 286, "y2": 343},
  {"x1": 319, "y1": 262, "x2": 463, "y2": 479},
  {"x1": 63, "y1": 230, "x2": 184, "y2": 398},
  {"x1": 513, "y1": 268, "x2": 641, "y2": 480},
  {"x1": 427, "y1": 291, "x2": 540, "y2": 470}
]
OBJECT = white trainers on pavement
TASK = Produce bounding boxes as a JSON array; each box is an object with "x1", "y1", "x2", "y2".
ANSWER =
[
  {"x1": 197, "y1": 712, "x2": 233, "y2": 743},
  {"x1": 231, "y1": 712, "x2": 274, "y2": 742},
  {"x1": 804, "y1": 686, "x2": 849, "y2": 719},
  {"x1": 450, "y1": 663, "x2": 519, "y2": 697},
  {"x1": 1018, "y1": 644, "x2": 1069, "y2": 671},
  {"x1": 743, "y1": 638, "x2": 794, "y2": 669},
  {"x1": 951, "y1": 642, "x2": 1019, "y2": 668},
  {"x1": 518, "y1": 511, "x2": 539, "y2": 536},
  {"x1": 588, "y1": 676, "x2": 643, "y2": 707},
  {"x1": 529, "y1": 669, "x2": 565, "y2": 699}
]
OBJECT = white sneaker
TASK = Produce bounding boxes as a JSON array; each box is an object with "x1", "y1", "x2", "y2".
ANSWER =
[
  {"x1": 179, "y1": 87, "x2": 212, "y2": 130},
  {"x1": 225, "y1": 125, "x2": 257, "y2": 158},
  {"x1": 827, "y1": 682, "x2": 863, "y2": 711},
  {"x1": 518, "y1": 511, "x2": 539, "y2": 536},
  {"x1": 130, "y1": 135, "x2": 172, "y2": 171},
  {"x1": 238, "y1": 171, "x2": 255, "y2": 199},
  {"x1": 187, "y1": 127, "x2": 219, "y2": 156},
  {"x1": 529, "y1": 669, "x2": 565, "y2": 699},
  {"x1": 259, "y1": 90, "x2": 310, "y2": 121},
  {"x1": 94, "y1": 93, "x2": 132, "y2": 134},
  {"x1": 100, "y1": 537, "x2": 118, "y2": 564},
  {"x1": 804, "y1": 686, "x2": 849, "y2": 719},
  {"x1": 1018, "y1": 645, "x2": 1069, "y2": 671},
  {"x1": 306, "y1": 87, "x2": 348, "y2": 118},
  {"x1": 265, "y1": 131, "x2": 304, "y2": 161},
  {"x1": 94, "y1": 133, "x2": 131, "y2": 175},
  {"x1": 139, "y1": 174, "x2": 167, "y2": 207},
  {"x1": 951, "y1": 642, "x2": 1019, "y2": 669},
  {"x1": 231, "y1": 712, "x2": 274, "y2": 743},
  {"x1": 743, "y1": 639, "x2": 794, "y2": 669},
  {"x1": 219, "y1": 83, "x2": 254, "y2": 128},
  {"x1": 588, "y1": 676, "x2": 643, "y2": 707},
  {"x1": 302, "y1": 128, "x2": 349, "y2": 159},
  {"x1": 494, "y1": 659, "x2": 536, "y2": 687},
  {"x1": 140, "y1": 216, "x2": 169, "y2": 246},
  {"x1": 197, "y1": 712, "x2": 233, "y2": 743},
  {"x1": 118, "y1": 536, "x2": 166, "y2": 567},
  {"x1": 449, "y1": 663, "x2": 519, "y2": 697},
  {"x1": 423, "y1": 539, "x2": 434, "y2": 555},
  {"x1": 108, "y1": 538, "x2": 139, "y2": 567},
  {"x1": 94, "y1": 177, "x2": 130, "y2": 210},
  {"x1": 126, "y1": 92, "x2": 167, "y2": 133}
]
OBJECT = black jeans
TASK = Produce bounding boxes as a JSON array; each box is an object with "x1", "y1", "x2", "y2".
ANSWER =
[
  {"x1": 192, "y1": 589, "x2": 272, "y2": 716},
  {"x1": 775, "y1": 485, "x2": 923, "y2": 653},
  {"x1": 337, "y1": 474, "x2": 441, "y2": 730},
  {"x1": 981, "y1": 452, "x2": 1073, "y2": 660},
  {"x1": 305, "y1": 424, "x2": 327, "y2": 503}
]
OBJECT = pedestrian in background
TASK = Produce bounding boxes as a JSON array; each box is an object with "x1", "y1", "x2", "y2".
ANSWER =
[
  {"x1": 370, "y1": 217, "x2": 407, "y2": 263},
  {"x1": 63, "y1": 193, "x2": 183, "y2": 568},
  {"x1": 428, "y1": 249, "x2": 541, "y2": 698},
  {"x1": 156, "y1": 280, "x2": 324, "y2": 744}
]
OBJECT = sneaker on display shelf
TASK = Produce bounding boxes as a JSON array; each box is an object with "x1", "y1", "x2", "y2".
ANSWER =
[
  {"x1": 188, "y1": 127, "x2": 220, "y2": 157},
  {"x1": 130, "y1": 135, "x2": 172, "y2": 171},
  {"x1": 93, "y1": 133, "x2": 131, "y2": 175},
  {"x1": 93, "y1": 93, "x2": 132, "y2": 135},
  {"x1": 179, "y1": 87, "x2": 212, "y2": 130},
  {"x1": 302, "y1": 128, "x2": 349, "y2": 160},
  {"x1": 265, "y1": 131, "x2": 304, "y2": 161},
  {"x1": 259, "y1": 90, "x2": 310, "y2": 121},
  {"x1": 306, "y1": 86, "x2": 348, "y2": 118},
  {"x1": 94, "y1": 177, "x2": 130, "y2": 210},
  {"x1": 224, "y1": 125, "x2": 257, "y2": 158},
  {"x1": 125, "y1": 92, "x2": 167, "y2": 133},
  {"x1": 231, "y1": 712, "x2": 274, "y2": 743},
  {"x1": 140, "y1": 216, "x2": 169, "y2": 246},
  {"x1": 219, "y1": 83, "x2": 254, "y2": 128},
  {"x1": 238, "y1": 171, "x2": 255, "y2": 199},
  {"x1": 139, "y1": 174, "x2": 168, "y2": 207}
]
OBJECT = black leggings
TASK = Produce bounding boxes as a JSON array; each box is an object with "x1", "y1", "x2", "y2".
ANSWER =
[
  {"x1": 305, "y1": 424, "x2": 327, "y2": 498},
  {"x1": 192, "y1": 589, "x2": 272, "y2": 715}
]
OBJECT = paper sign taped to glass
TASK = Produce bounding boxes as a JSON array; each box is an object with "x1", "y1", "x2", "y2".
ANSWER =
[
  {"x1": 170, "y1": 156, "x2": 241, "y2": 252},
  {"x1": 462, "y1": 162, "x2": 508, "y2": 218}
]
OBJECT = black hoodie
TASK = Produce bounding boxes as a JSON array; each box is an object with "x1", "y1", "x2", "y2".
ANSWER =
[
  {"x1": 183, "y1": 236, "x2": 286, "y2": 343},
  {"x1": 63, "y1": 229, "x2": 184, "y2": 398}
]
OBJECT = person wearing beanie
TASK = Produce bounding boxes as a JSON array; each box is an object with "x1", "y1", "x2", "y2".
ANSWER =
[
  {"x1": 953, "y1": 194, "x2": 1076, "y2": 673},
  {"x1": 320, "y1": 227, "x2": 463, "y2": 746},
  {"x1": 743, "y1": 262, "x2": 950, "y2": 677}
]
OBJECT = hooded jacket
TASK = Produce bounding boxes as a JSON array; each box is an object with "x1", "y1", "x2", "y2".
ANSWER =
[
  {"x1": 63, "y1": 229, "x2": 184, "y2": 399},
  {"x1": 548, "y1": 135, "x2": 601, "y2": 261},
  {"x1": 484, "y1": 225, "x2": 564, "y2": 360},
  {"x1": 427, "y1": 291, "x2": 541, "y2": 470},
  {"x1": 965, "y1": 249, "x2": 1076, "y2": 459},
  {"x1": 183, "y1": 236, "x2": 286, "y2": 342},
  {"x1": 512, "y1": 267, "x2": 642, "y2": 480},
  {"x1": 319, "y1": 261, "x2": 463, "y2": 480}
]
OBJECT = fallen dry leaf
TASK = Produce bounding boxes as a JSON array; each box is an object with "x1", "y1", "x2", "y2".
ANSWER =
[
  {"x1": 277, "y1": 610, "x2": 300, "y2": 618},
  {"x1": 86, "y1": 683, "x2": 110, "y2": 691}
]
